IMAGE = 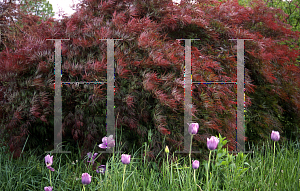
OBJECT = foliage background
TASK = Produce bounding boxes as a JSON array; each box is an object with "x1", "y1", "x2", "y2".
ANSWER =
[
  {"x1": 0, "y1": 0, "x2": 299, "y2": 164},
  {"x1": 18, "y1": 0, "x2": 55, "y2": 22}
]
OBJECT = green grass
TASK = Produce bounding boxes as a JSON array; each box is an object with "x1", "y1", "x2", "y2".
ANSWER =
[{"x1": 0, "y1": 129, "x2": 299, "y2": 191}]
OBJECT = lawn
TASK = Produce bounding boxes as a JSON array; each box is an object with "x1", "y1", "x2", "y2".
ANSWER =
[{"x1": 0, "y1": 128, "x2": 299, "y2": 191}]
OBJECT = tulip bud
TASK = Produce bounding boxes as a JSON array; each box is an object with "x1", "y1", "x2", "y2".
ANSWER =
[
  {"x1": 271, "y1": 130, "x2": 280, "y2": 141},
  {"x1": 44, "y1": 186, "x2": 53, "y2": 191},
  {"x1": 45, "y1": 155, "x2": 53, "y2": 167},
  {"x1": 165, "y1": 146, "x2": 169, "y2": 154},
  {"x1": 121, "y1": 154, "x2": 131, "y2": 165},
  {"x1": 188, "y1": 123, "x2": 199, "y2": 135},
  {"x1": 96, "y1": 165, "x2": 106, "y2": 174},
  {"x1": 81, "y1": 173, "x2": 92, "y2": 185},
  {"x1": 207, "y1": 136, "x2": 219, "y2": 150},
  {"x1": 192, "y1": 160, "x2": 199, "y2": 169}
]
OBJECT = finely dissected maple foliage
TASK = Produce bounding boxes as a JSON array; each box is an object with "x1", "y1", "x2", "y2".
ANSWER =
[{"x1": 0, "y1": 0, "x2": 299, "y2": 161}]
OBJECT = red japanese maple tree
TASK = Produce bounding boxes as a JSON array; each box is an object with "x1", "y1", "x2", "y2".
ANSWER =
[{"x1": 0, "y1": 0, "x2": 299, "y2": 162}]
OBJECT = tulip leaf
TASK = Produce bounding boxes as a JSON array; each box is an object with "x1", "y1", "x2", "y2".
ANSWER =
[
  {"x1": 220, "y1": 161, "x2": 229, "y2": 166},
  {"x1": 215, "y1": 160, "x2": 227, "y2": 167},
  {"x1": 216, "y1": 149, "x2": 227, "y2": 158},
  {"x1": 150, "y1": 161, "x2": 159, "y2": 172},
  {"x1": 236, "y1": 167, "x2": 249, "y2": 177},
  {"x1": 202, "y1": 161, "x2": 208, "y2": 171},
  {"x1": 228, "y1": 163, "x2": 236, "y2": 169}
]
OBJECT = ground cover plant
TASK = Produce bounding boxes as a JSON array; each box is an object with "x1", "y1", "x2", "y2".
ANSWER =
[{"x1": 0, "y1": 123, "x2": 299, "y2": 190}]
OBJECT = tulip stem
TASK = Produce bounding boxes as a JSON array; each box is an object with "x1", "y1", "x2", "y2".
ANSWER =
[
  {"x1": 166, "y1": 153, "x2": 170, "y2": 184},
  {"x1": 166, "y1": 153, "x2": 168, "y2": 169},
  {"x1": 189, "y1": 135, "x2": 193, "y2": 168},
  {"x1": 49, "y1": 169, "x2": 52, "y2": 187},
  {"x1": 272, "y1": 141, "x2": 275, "y2": 173},
  {"x1": 112, "y1": 147, "x2": 115, "y2": 170},
  {"x1": 121, "y1": 164, "x2": 126, "y2": 191},
  {"x1": 194, "y1": 169, "x2": 196, "y2": 184},
  {"x1": 166, "y1": 153, "x2": 169, "y2": 175},
  {"x1": 206, "y1": 150, "x2": 212, "y2": 191},
  {"x1": 83, "y1": 185, "x2": 85, "y2": 191},
  {"x1": 271, "y1": 141, "x2": 276, "y2": 182},
  {"x1": 189, "y1": 134, "x2": 193, "y2": 187}
]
